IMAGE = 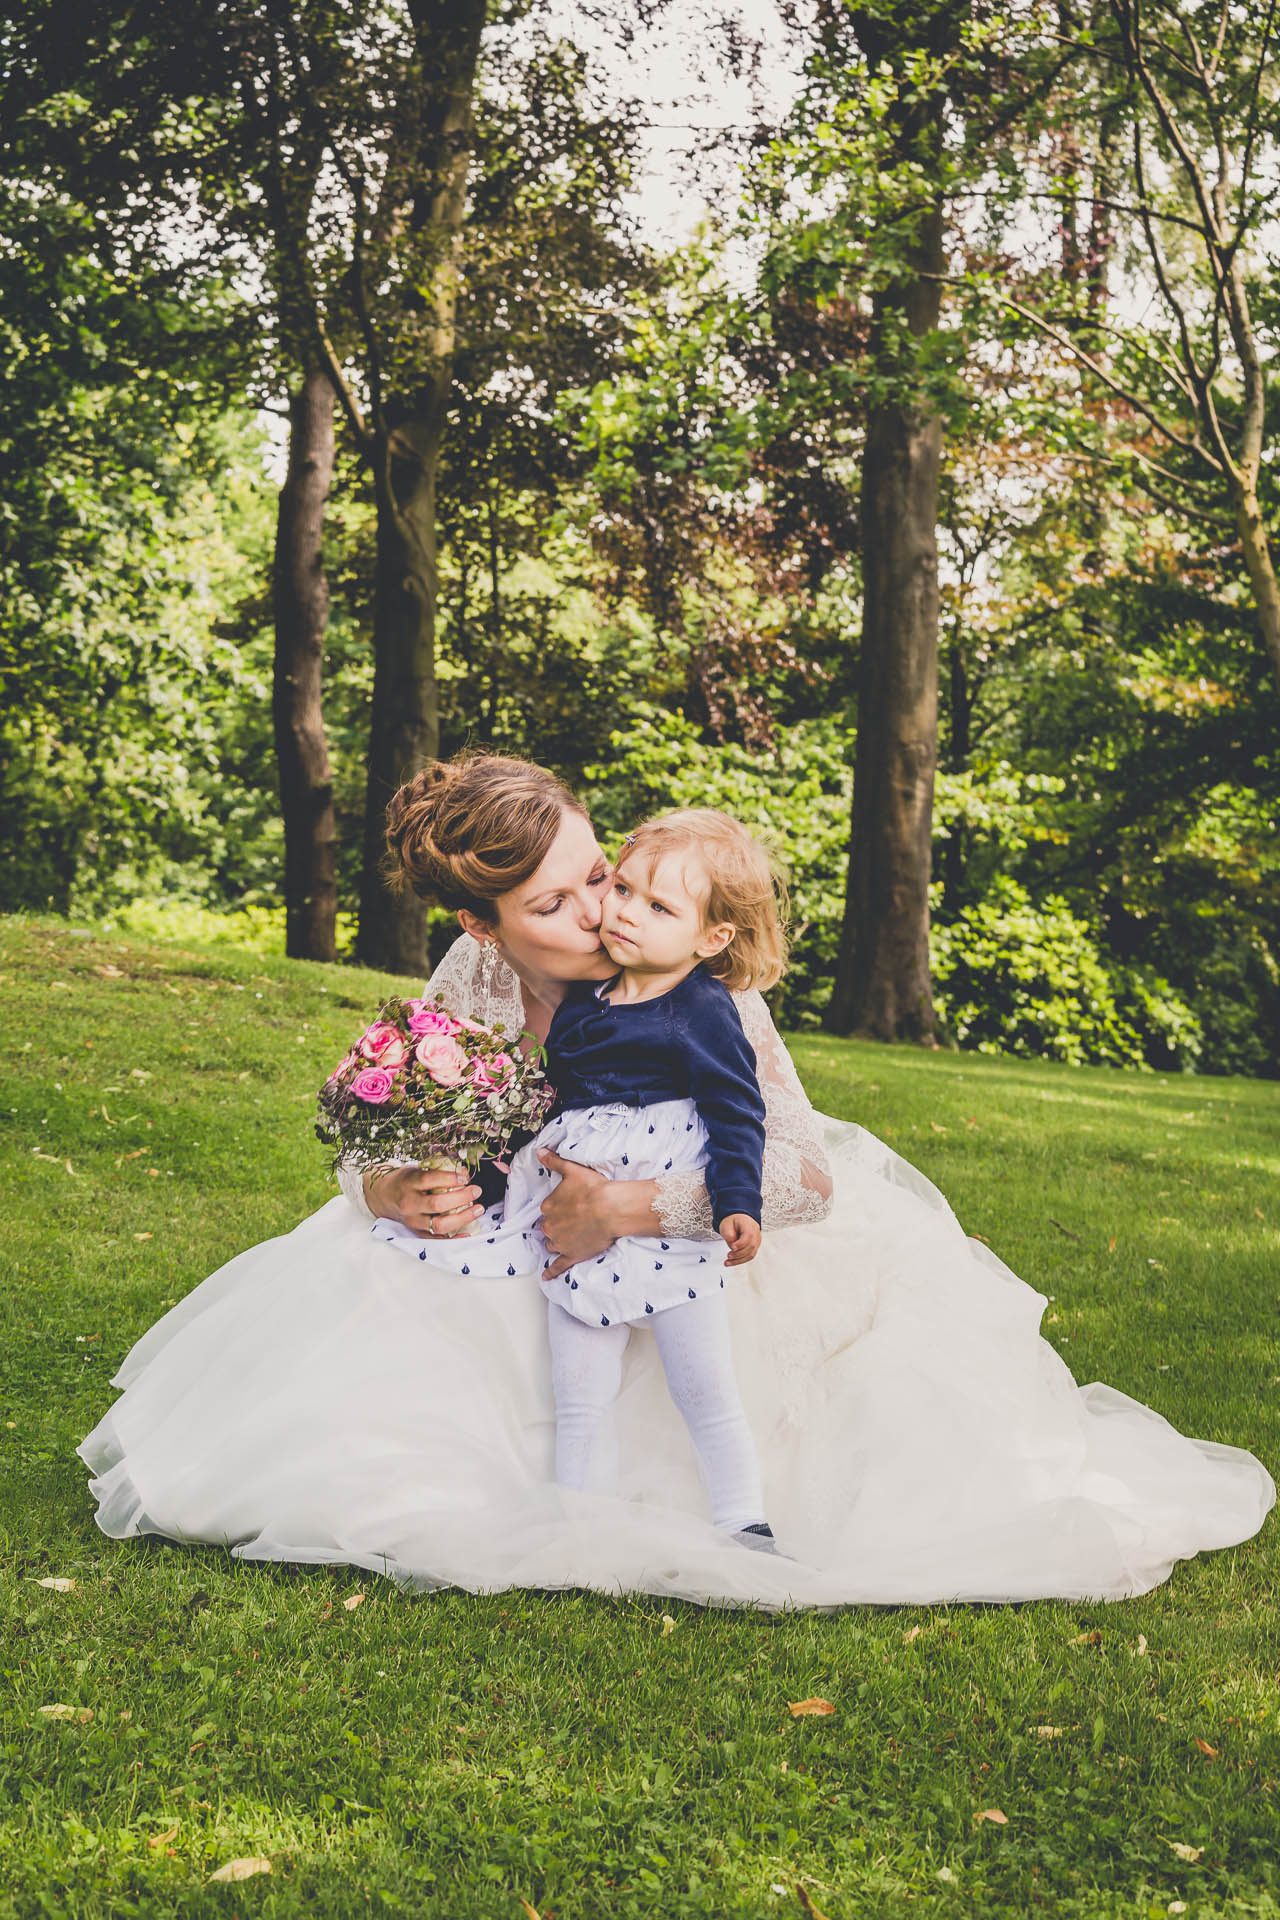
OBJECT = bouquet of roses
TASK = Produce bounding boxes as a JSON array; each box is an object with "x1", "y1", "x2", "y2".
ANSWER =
[{"x1": 316, "y1": 995, "x2": 554, "y2": 1180}]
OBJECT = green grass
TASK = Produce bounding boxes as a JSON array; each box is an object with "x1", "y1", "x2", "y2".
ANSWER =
[{"x1": 1, "y1": 912, "x2": 1278, "y2": 1919}]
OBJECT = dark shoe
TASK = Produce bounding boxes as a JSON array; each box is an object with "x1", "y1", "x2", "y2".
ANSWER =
[{"x1": 732, "y1": 1521, "x2": 779, "y2": 1555}]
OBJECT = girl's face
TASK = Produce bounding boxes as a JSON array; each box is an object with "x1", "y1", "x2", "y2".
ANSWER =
[
  {"x1": 487, "y1": 808, "x2": 616, "y2": 983},
  {"x1": 601, "y1": 847, "x2": 734, "y2": 976}
]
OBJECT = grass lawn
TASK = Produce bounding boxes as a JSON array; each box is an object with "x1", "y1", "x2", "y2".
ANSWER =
[{"x1": 1, "y1": 913, "x2": 1278, "y2": 1919}]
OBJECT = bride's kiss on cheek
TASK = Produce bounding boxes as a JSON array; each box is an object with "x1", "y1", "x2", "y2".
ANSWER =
[{"x1": 78, "y1": 752, "x2": 1274, "y2": 1609}]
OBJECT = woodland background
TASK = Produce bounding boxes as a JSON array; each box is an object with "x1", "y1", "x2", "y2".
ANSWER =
[{"x1": 2, "y1": 0, "x2": 1278, "y2": 1074}]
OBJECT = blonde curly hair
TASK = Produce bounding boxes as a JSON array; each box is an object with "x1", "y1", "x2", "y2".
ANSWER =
[{"x1": 616, "y1": 808, "x2": 789, "y2": 993}]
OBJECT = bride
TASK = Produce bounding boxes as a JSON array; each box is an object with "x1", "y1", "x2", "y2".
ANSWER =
[{"x1": 80, "y1": 753, "x2": 1274, "y2": 1607}]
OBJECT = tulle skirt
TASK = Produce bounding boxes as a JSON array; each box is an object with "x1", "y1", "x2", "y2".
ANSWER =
[{"x1": 78, "y1": 1116, "x2": 1275, "y2": 1608}]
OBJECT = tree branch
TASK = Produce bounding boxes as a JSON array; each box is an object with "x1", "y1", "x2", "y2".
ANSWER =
[{"x1": 935, "y1": 274, "x2": 1217, "y2": 466}]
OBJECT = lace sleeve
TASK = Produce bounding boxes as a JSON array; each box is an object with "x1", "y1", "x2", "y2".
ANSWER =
[
  {"x1": 654, "y1": 988, "x2": 833, "y2": 1239},
  {"x1": 335, "y1": 932, "x2": 527, "y2": 1219}
]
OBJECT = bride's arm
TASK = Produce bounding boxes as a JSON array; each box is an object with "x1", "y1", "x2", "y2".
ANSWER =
[
  {"x1": 335, "y1": 933, "x2": 498, "y2": 1231},
  {"x1": 651, "y1": 989, "x2": 833, "y2": 1237}
]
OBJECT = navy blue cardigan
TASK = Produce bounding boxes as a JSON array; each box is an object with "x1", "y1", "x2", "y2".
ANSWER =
[{"x1": 546, "y1": 966, "x2": 765, "y2": 1227}]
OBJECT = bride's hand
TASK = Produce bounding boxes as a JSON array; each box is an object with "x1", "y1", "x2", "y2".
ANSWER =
[
  {"x1": 363, "y1": 1165, "x2": 484, "y2": 1238},
  {"x1": 537, "y1": 1149, "x2": 663, "y2": 1279}
]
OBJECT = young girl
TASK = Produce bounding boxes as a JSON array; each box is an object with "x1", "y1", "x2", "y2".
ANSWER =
[{"x1": 373, "y1": 807, "x2": 786, "y2": 1553}]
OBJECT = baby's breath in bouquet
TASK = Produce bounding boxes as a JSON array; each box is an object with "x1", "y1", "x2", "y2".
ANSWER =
[{"x1": 317, "y1": 997, "x2": 554, "y2": 1180}]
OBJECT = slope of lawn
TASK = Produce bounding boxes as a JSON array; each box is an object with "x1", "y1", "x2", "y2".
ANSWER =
[{"x1": 1, "y1": 913, "x2": 1278, "y2": 1919}]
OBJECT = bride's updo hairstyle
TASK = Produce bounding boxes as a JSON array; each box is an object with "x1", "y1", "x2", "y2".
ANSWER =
[{"x1": 384, "y1": 752, "x2": 587, "y2": 920}]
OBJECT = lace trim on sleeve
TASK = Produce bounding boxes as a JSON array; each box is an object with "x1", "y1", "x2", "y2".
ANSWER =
[
  {"x1": 336, "y1": 1159, "x2": 375, "y2": 1220},
  {"x1": 334, "y1": 933, "x2": 526, "y2": 1218},
  {"x1": 654, "y1": 989, "x2": 833, "y2": 1239}
]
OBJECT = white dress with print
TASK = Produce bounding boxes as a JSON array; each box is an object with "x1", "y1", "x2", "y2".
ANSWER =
[{"x1": 373, "y1": 1094, "x2": 729, "y2": 1328}]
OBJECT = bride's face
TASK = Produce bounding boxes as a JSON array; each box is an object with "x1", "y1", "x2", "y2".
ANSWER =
[{"x1": 491, "y1": 808, "x2": 616, "y2": 983}]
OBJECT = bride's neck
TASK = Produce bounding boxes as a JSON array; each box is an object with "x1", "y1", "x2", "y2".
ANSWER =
[{"x1": 504, "y1": 956, "x2": 567, "y2": 1043}]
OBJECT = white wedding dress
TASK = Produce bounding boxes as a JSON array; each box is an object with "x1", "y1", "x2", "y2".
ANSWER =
[{"x1": 79, "y1": 936, "x2": 1274, "y2": 1608}]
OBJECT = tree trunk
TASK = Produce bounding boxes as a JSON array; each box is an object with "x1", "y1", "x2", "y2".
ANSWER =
[
  {"x1": 354, "y1": 0, "x2": 487, "y2": 974},
  {"x1": 272, "y1": 365, "x2": 338, "y2": 962},
  {"x1": 826, "y1": 207, "x2": 944, "y2": 1041},
  {"x1": 942, "y1": 636, "x2": 970, "y2": 908},
  {"x1": 1236, "y1": 486, "x2": 1280, "y2": 689},
  {"x1": 356, "y1": 412, "x2": 444, "y2": 976}
]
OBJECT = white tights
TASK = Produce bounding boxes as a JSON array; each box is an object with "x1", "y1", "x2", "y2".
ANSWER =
[{"x1": 546, "y1": 1291, "x2": 765, "y2": 1533}]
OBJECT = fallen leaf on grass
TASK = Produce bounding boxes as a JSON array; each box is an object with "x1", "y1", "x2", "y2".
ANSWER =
[
  {"x1": 902, "y1": 1625, "x2": 923, "y2": 1643},
  {"x1": 148, "y1": 1825, "x2": 180, "y2": 1850},
  {"x1": 209, "y1": 1857, "x2": 272, "y2": 1883},
  {"x1": 661, "y1": 1614, "x2": 677, "y2": 1635},
  {"x1": 1165, "y1": 1840, "x2": 1204, "y2": 1863},
  {"x1": 1070, "y1": 1630, "x2": 1103, "y2": 1646},
  {"x1": 32, "y1": 1152, "x2": 78, "y2": 1177},
  {"x1": 93, "y1": 964, "x2": 125, "y2": 979},
  {"x1": 133, "y1": 1233, "x2": 153, "y2": 1242},
  {"x1": 973, "y1": 1808, "x2": 1008, "y2": 1826},
  {"x1": 795, "y1": 1887, "x2": 832, "y2": 1920},
  {"x1": 343, "y1": 1592, "x2": 364, "y2": 1612},
  {"x1": 1107, "y1": 1236, "x2": 1117, "y2": 1253},
  {"x1": 35, "y1": 1577, "x2": 76, "y2": 1592},
  {"x1": 38, "y1": 1704, "x2": 93, "y2": 1723},
  {"x1": 929, "y1": 1121, "x2": 948, "y2": 1134},
  {"x1": 1033, "y1": 1725, "x2": 1067, "y2": 1739},
  {"x1": 789, "y1": 1698, "x2": 836, "y2": 1718},
  {"x1": 1135, "y1": 1634, "x2": 1148, "y2": 1657},
  {"x1": 517, "y1": 1901, "x2": 541, "y2": 1920},
  {"x1": 1193, "y1": 1737, "x2": 1219, "y2": 1759}
]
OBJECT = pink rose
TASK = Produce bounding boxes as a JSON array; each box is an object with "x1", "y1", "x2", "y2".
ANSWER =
[
  {"x1": 414, "y1": 1032, "x2": 469, "y2": 1086},
  {"x1": 359, "y1": 1021, "x2": 408, "y2": 1068},
  {"x1": 350, "y1": 1066, "x2": 395, "y2": 1105},
  {"x1": 405, "y1": 1000, "x2": 462, "y2": 1037},
  {"x1": 469, "y1": 1051, "x2": 515, "y2": 1097}
]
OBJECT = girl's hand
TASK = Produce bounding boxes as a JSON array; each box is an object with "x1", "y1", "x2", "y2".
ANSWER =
[
  {"x1": 537, "y1": 1150, "x2": 667, "y2": 1279},
  {"x1": 719, "y1": 1213, "x2": 761, "y2": 1267},
  {"x1": 364, "y1": 1165, "x2": 485, "y2": 1239}
]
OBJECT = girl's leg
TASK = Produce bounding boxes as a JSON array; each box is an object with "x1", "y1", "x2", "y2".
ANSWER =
[
  {"x1": 650, "y1": 1292, "x2": 765, "y2": 1533},
  {"x1": 546, "y1": 1302, "x2": 631, "y2": 1492}
]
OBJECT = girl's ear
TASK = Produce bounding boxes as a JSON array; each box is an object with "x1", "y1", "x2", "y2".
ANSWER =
[
  {"x1": 695, "y1": 921, "x2": 736, "y2": 961},
  {"x1": 458, "y1": 909, "x2": 498, "y2": 945}
]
